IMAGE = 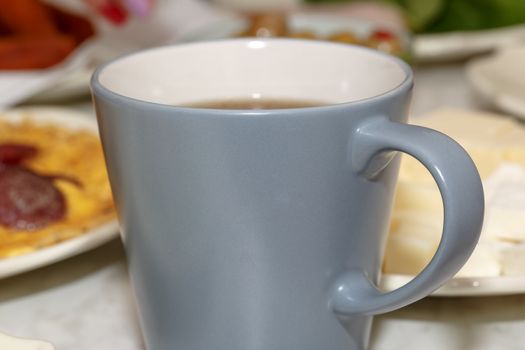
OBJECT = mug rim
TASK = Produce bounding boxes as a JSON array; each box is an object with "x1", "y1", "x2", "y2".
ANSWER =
[{"x1": 91, "y1": 38, "x2": 413, "y2": 114}]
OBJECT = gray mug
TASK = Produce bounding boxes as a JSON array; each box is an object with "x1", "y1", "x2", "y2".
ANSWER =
[{"x1": 91, "y1": 39, "x2": 484, "y2": 350}]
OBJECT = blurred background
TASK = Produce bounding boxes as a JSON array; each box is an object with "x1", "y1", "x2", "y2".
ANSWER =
[{"x1": 3, "y1": 0, "x2": 525, "y2": 105}]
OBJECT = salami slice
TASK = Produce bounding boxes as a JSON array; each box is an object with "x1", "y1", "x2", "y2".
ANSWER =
[
  {"x1": 0, "y1": 165, "x2": 65, "y2": 230},
  {"x1": 0, "y1": 143, "x2": 37, "y2": 164}
]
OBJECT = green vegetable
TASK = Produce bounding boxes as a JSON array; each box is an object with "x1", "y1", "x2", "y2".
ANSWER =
[
  {"x1": 426, "y1": 0, "x2": 525, "y2": 32},
  {"x1": 426, "y1": 0, "x2": 487, "y2": 32},
  {"x1": 304, "y1": 0, "x2": 525, "y2": 33}
]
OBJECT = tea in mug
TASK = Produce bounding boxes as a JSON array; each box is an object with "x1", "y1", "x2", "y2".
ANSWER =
[{"x1": 184, "y1": 98, "x2": 326, "y2": 110}]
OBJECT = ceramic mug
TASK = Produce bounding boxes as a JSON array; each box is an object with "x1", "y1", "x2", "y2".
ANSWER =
[{"x1": 91, "y1": 39, "x2": 484, "y2": 350}]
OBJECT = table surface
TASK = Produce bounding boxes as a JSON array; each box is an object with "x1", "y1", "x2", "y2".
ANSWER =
[{"x1": 2, "y1": 2, "x2": 525, "y2": 350}]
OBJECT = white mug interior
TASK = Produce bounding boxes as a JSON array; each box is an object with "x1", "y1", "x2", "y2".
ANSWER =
[{"x1": 97, "y1": 39, "x2": 409, "y2": 107}]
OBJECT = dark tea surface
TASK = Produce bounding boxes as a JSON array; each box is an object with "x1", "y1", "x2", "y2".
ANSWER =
[{"x1": 184, "y1": 98, "x2": 326, "y2": 110}]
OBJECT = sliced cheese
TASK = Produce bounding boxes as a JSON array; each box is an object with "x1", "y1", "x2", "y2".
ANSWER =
[
  {"x1": 499, "y1": 243, "x2": 525, "y2": 275},
  {"x1": 410, "y1": 108, "x2": 518, "y2": 144},
  {"x1": 400, "y1": 108, "x2": 525, "y2": 182},
  {"x1": 383, "y1": 234, "x2": 438, "y2": 275},
  {"x1": 482, "y1": 163, "x2": 525, "y2": 242},
  {"x1": 393, "y1": 181, "x2": 442, "y2": 213},
  {"x1": 384, "y1": 108, "x2": 525, "y2": 279},
  {"x1": 455, "y1": 242, "x2": 501, "y2": 278},
  {"x1": 385, "y1": 210, "x2": 441, "y2": 275}
]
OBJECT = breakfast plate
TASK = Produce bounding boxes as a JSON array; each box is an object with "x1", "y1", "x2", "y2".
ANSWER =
[
  {"x1": 466, "y1": 46, "x2": 525, "y2": 120},
  {"x1": 0, "y1": 107, "x2": 119, "y2": 279},
  {"x1": 380, "y1": 108, "x2": 525, "y2": 297},
  {"x1": 182, "y1": 11, "x2": 525, "y2": 63},
  {"x1": 179, "y1": 13, "x2": 411, "y2": 59},
  {"x1": 182, "y1": 14, "x2": 381, "y2": 40}
]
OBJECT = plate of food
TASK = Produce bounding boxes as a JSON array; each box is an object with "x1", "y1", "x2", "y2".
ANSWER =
[
  {"x1": 380, "y1": 108, "x2": 525, "y2": 296},
  {"x1": 385, "y1": 0, "x2": 525, "y2": 61},
  {"x1": 180, "y1": 12, "x2": 411, "y2": 59},
  {"x1": 0, "y1": 107, "x2": 118, "y2": 279},
  {"x1": 0, "y1": 0, "x2": 97, "y2": 107},
  {"x1": 298, "y1": 0, "x2": 525, "y2": 61}
]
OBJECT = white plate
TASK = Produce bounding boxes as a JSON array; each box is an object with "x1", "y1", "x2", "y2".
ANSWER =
[
  {"x1": 0, "y1": 107, "x2": 119, "y2": 279},
  {"x1": 466, "y1": 47, "x2": 525, "y2": 120},
  {"x1": 181, "y1": 13, "x2": 525, "y2": 63},
  {"x1": 380, "y1": 274, "x2": 525, "y2": 297},
  {"x1": 180, "y1": 13, "x2": 411, "y2": 55},
  {"x1": 414, "y1": 24, "x2": 525, "y2": 62}
]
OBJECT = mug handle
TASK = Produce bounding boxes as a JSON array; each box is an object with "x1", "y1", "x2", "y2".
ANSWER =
[{"x1": 330, "y1": 116, "x2": 484, "y2": 316}]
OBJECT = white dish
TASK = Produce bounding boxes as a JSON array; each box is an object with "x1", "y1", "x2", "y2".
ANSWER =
[
  {"x1": 181, "y1": 13, "x2": 525, "y2": 63},
  {"x1": 381, "y1": 274, "x2": 525, "y2": 297},
  {"x1": 0, "y1": 107, "x2": 119, "y2": 279},
  {"x1": 414, "y1": 24, "x2": 525, "y2": 62},
  {"x1": 180, "y1": 13, "x2": 410, "y2": 55},
  {"x1": 466, "y1": 47, "x2": 525, "y2": 120}
]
